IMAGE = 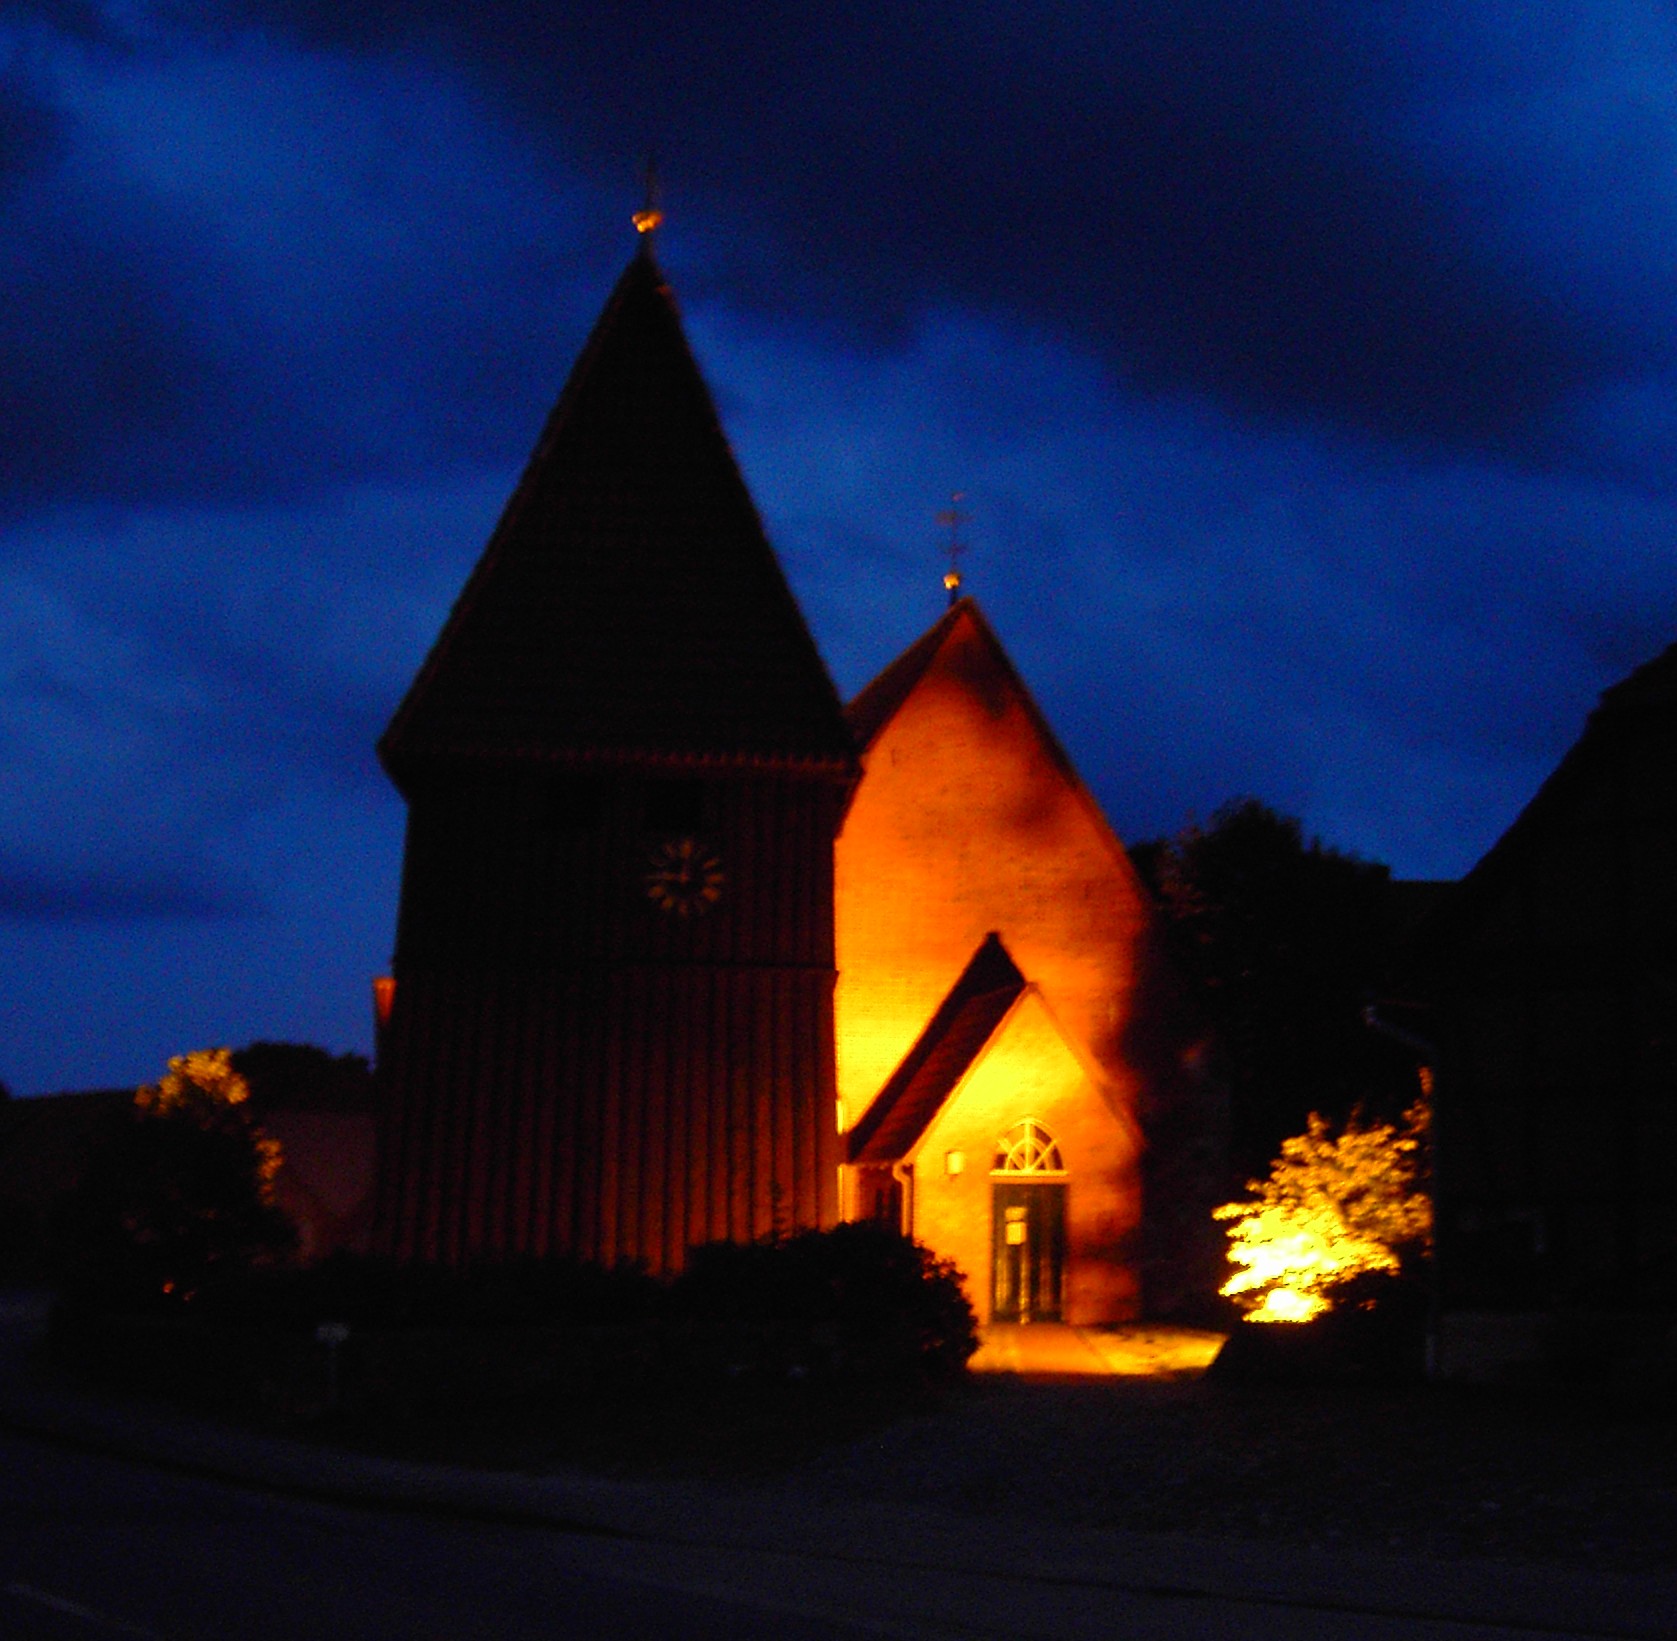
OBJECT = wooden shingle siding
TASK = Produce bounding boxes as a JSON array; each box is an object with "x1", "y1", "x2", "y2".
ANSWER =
[{"x1": 393, "y1": 774, "x2": 845, "y2": 971}]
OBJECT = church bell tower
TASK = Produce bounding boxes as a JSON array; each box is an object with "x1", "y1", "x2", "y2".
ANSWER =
[{"x1": 373, "y1": 237, "x2": 859, "y2": 1271}]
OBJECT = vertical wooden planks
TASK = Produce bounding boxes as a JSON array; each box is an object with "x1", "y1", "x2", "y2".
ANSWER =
[{"x1": 373, "y1": 767, "x2": 850, "y2": 1272}]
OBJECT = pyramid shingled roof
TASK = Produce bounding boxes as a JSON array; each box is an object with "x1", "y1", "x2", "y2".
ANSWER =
[
  {"x1": 847, "y1": 933, "x2": 1026, "y2": 1165},
  {"x1": 381, "y1": 246, "x2": 858, "y2": 785}
]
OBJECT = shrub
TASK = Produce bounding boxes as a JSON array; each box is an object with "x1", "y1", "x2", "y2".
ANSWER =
[
  {"x1": 1208, "y1": 1267, "x2": 1430, "y2": 1382},
  {"x1": 189, "y1": 1252, "x2": 661, "y2": 1331},
  {"x1": 671, "y1": 1221, "x2": 978, "y2": 1386}
]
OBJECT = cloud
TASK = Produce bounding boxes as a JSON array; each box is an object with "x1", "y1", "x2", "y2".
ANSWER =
[
  {"x1": 0, "y1": 779, "x2": 402, "y2": 1091},
  {"x1": 692, "y1": 295, "x2": 1677, "y2": 873},
  {"x1": 0, "y1": 11, "x2": 623, "y2": 516},
  {"x1": 0, "y1": 477, "x2": 505, "y2": 923},
  {"x1": 0, "y1": 48, "x2": 223, "y2": 518},
  {"x1": 14, "y1": 2, "x2": 1677, "y2": 513},
  {"x1": 6, "y1": 0, "x2": 1677, "y2": 1090},
  {"x1": 0, "y1": 50, "x2": 65, "y2": 183},
  {"x1": 0, "y1": 857, "x2": 254, "y2": 920},
  {"x1": 192, "y1": 0, "x2": 1656, "y2": 470}
]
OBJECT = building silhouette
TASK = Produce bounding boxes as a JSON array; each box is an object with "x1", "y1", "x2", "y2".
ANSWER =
[{"x1": 1417, "y1": 636, "x2": 1677, "y2": 1370}]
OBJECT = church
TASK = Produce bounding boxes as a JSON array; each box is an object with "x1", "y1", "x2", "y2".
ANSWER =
[{"x1": 371, "y1": 231, "x2": 1203, "y2": 1324}]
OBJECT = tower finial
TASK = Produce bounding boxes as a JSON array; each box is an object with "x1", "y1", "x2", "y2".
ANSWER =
[
  {"x1": 937, "y1": 492, "x2": 968, "y2": 607},
  {"x1": 632, "y1": 152, "x2": 663, "y2": 241}
]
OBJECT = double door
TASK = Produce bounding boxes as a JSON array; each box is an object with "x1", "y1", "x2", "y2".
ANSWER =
[{"x1": 991, "y1": 1182, "x2": 1066, "y2": 1322}]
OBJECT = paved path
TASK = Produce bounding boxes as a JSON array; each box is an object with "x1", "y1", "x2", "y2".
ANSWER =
[{"x1": 970, "y1": 1321, "x2": 1226, "y2": 1376}]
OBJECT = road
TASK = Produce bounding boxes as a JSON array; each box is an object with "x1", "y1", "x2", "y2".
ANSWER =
[
  {"x1": 0, "y1": 1428, "x2": 1663, "y2": 1640},
  {"x1": 0, "y1": 1430, "x2": 886, "y2": 1641}
]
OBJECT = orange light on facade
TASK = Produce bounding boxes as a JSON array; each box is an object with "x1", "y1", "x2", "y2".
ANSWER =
[
  {"x1": 833, "y1": 602, "x2": 1157, "y2": 1327},
  {"x1": 632, "y1": 208, "x2": 663, "y2": 235},
  {"x1": 373, "y1": 976, "x2": 397, "y2": 1031}
]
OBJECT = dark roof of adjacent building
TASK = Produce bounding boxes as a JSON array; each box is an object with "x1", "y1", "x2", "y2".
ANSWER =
[
  {"x1": 0, "y1": 1089, "x2": 129, "y2": 1214},
  {"x1": 847, "y1": 932, "x2": 1026, "y2": 1165},
  {"x1": 1601, "y1": 636, "x2": 1677, "y2": 715},
  {"x1": 382, "y1": 245, "x2": 858, "y2": 785},
  {"x1": 1413, "y1": 636, "x2": 1677, "y2": 962}
]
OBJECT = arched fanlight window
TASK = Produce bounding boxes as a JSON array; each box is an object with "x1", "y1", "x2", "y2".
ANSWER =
[{"x1": 992, "y1": 1119, "x2": 1065, "y2": 1175}]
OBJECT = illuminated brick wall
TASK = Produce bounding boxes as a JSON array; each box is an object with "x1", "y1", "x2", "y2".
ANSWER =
[{"x1": 836, "y1": 607, "x2": 1153, "y2": 1121}]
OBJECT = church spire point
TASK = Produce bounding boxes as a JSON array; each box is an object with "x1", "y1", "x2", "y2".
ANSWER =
[
  {"x1": 631, "y1": 153, "x2": 663, "y2": 243},
  {"x1": 937, "y1": 492, "x2": 968, "y2": 607}
]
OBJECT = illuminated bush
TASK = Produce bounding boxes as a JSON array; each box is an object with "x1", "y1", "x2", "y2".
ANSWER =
[
  {"x1": 1214, "y1": 1097, "x2": 1431, "y2": 1323},
  {"x1": 57, "y1": 1049, "x2": 296, "y2": 1305}
]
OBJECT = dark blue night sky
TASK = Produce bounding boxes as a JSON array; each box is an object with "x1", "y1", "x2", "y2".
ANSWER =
[{"x1": 5, "y1": 3, "x2": 1677, "y2": 1093}]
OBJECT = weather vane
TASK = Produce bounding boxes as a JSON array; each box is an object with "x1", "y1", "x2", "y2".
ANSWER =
[
  {"x1": 632, "y1": 152, "x2": 663, "y2": 239},
  {"x1": 937, "y1": 492, "x2": 968, "y2": 606}
]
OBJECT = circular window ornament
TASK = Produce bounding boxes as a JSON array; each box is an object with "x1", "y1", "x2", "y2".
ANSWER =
[
  {"x1": 644, "y1": 836, "x2": 725, "y2": 917},
  {"x1": 992, "y1": 1119, "x2": 1065, "y2": 1175}
]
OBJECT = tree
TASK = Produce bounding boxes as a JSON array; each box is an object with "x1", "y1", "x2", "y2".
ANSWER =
[
  {"x1": 1215, "y1": 1096, "x2": 1432, "y2": 1322},
  {"x1": 1132, "y1": 798, "x2": 1409, "y2": 1183},
  {"x1": 58, "y1": 1049, "x2": 296, "y2": 1304},
  {"x1": 230, "y1": 1042, "x2": 373, "y2": 1113}
]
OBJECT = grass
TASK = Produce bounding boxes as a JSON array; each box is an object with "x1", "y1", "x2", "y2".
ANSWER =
[
  {"x1": 792, "y1": 1366, "x2": 1677, "y2": 1572},
  {"x1": 304, "y1": 1372, "x2": 945, "y2": 1480}
]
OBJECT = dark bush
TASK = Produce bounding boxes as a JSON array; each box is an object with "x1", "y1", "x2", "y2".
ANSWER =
[
  {"x1": 46, "y1": 1304, "x2": 315, "y2": 1415},
  {"x1": 1209, "y1": 1268, "x2": 1429, "y2": 1382},
  {"x1": 1320, "y1": 1268, "x2": 1430, "y2": 1375},
  {"x1": 188, "y1": 1252, "x2": 661, "y2": 1331},
  {"x1": 670, "y1": 1221, "x2": 977, "y2": 1386},
  {"x1": 49, "y1": 1226, "x2": 977, "y2": 1429}
]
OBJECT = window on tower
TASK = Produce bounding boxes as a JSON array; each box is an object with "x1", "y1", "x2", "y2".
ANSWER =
[{"x1": 642, "y1": 776, "x2": 706, "y2": 834}]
